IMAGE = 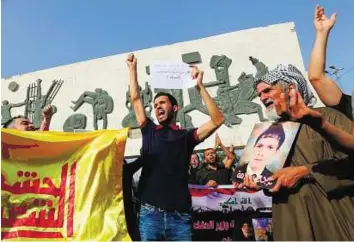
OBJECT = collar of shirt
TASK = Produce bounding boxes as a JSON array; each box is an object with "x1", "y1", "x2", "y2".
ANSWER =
[
  {"x1": 155, "y1": 124, "x2": 181, "y2": 131},
  {"x1": 206, "y1": 164, "x2": 219, "y2": 171}
]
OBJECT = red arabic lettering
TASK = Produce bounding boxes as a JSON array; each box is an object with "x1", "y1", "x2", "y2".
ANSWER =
[
  {"x1": 1, "y1": 143, "x2": 39, "y2": 159},
  {"x1": 1, "y1": 231, "x2": 63, "y2": 239},
  {"x1": 193, "y1": 220, "x2": 215, "y2": 230},
  {"x1": 216, "y1": 221, "x2": 230, "y2": 231},
  {"x1": 1, "y1": 161, "x2": 77, "y2": 239},
  {"x1": 1, "y1": 163, "x2": 68, "y2": 228},
  {"x1": 67, "y1": 161, "x2": 77, "y2": 237},
  {"x1": 2, "y1": 169, "x2": 62, "y2": 196}
]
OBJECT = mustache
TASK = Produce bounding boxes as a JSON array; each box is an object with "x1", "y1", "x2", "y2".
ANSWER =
[{"x1": 264, "y1": 99, "x2": 274, "y2": 108}]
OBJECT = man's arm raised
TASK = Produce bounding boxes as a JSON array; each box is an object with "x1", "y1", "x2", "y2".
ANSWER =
[
  {"x1": 308, "y1": 5, "x2": 342, "y2": 106},
  {"x1": 215, "y1": 134, "x2": 235, "y2": 169},
  {"x1": 39, "y1": 104, "x2": 53, "y2": 131},
  {"x1": 193, "y1": 67, "x2": 225, "y2": 141},
  {"x1": 126, "y1": 54, "x2": 147, "y2": 127}
]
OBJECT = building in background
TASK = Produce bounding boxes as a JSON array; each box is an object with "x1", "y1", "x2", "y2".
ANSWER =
[{"x1": 1, "y1": 22, "x2": 323, "y2": 156}]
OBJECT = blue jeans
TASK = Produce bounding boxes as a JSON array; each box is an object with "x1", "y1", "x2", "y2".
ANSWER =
[{"x1": 139, "y1": 202, "x2": 192, "y2": 241}]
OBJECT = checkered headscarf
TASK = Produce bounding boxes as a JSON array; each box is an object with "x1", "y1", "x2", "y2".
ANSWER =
[{"x1": 254, "y1": 64, "x2": 317, "y2": 107}]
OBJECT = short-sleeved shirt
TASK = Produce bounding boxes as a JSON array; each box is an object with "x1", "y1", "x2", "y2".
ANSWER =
[
  {"x1": 331, "y1": 93, "x2": 353, "y2": 120},
  {"x1": 198, "y1": 162, "x2": 232, "y2": 185},
  {"x1": 138, "y1": 119, "x2": 200, "y2": 212}
]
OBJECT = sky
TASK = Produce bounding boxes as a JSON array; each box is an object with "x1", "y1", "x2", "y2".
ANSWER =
[{"x1": 1, "y1": 0, "x2": 353, "y2": 94}]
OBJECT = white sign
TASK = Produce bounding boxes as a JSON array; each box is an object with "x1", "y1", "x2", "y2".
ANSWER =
[{"x1": 150, "y1": 61, "x2": 194, "y2": 89}]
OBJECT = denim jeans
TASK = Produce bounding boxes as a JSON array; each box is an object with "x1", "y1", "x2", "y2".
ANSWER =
[{"x1": 139, "y1": 202, "x2": 192, "y2": 241}]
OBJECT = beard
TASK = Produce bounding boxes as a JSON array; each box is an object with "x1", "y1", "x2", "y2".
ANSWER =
[
  {"x1": 158, "y1": 110, "x2": 175, "y2": 125},
  {"x1": 265, "y1": 105, "x2": 281, "y2": 121},
  {"x1": 263, "y1": 98, "x2": 281, "y2": 121}
]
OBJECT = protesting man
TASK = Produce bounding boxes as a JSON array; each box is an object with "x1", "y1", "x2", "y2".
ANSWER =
[
  {"x1": 198, "y1": 148, "x2": 233, "y2": 187},
  {"x1": 2, "y1": 104, "x2": 54, "y2": 131},
  {"x1": 198, "y1": 134, "x2": 235, "y2": 187},
  {"x1": 188, "y1": 153, "x2": 202, "y2": 184},
  {"x1": 126, "y1": 53, "x2": 224, "y2": 241},
  {"x1": 240, "y1": 63, "x2": 354, "y2": 240}
]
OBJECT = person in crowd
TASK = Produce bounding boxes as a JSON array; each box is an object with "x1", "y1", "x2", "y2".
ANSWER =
[
  {"x1": 265, "y1": 220, "x2": 274, "y2": 241},
  {"x1": 198, "y1": 133, "x2": 235, "y2": 187},
  {"x1": 122, "y1": 158, "x2": 143, "y2": 241},
  {"x1": 198, "y1": 146, "x2": 234, "y2": 187},
  {"x1": 188, "y1": 153, "x2": 202, "y2": 184},
  {"x1": 238, "y1": 60, "x2": 354, "y2": 240},
  {"x1": 126, "y1": 53, "x2": 224, "y2": 241},
  {"x1": 241, "y1": 222, "x2": 256, "y2": 241},
  {"x1": 232, "y1": 220, "x2": 256, "y2": 241},
  {"x1": 3, "y1": 104, "x2": 54, "y2": 131}
]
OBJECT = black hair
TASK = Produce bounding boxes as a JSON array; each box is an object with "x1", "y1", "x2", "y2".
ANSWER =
[
  {"x1": 203, "y1": 148, "x2": 215, "y2": 155},
  {"x1": 254, "y1": 123, "x2": 285, "y2": 150},
  {"x1": 153, "y1": 92, "x2": 178, "y2": 107},
  {"x1": 2, "y1": 115, "x2": 26, "y2": 128}
]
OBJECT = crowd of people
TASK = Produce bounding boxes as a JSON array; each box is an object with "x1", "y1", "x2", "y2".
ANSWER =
[
  {"x1": 3, "y1": 5, "x2": 354, "y2": 241},
  {"x1": 188, "y1": 134, "x2": 237, "y2": 187}
]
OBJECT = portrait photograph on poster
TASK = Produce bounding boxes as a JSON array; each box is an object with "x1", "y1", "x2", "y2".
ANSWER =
[{"x1": 232, "y1": 121, "x2": 300, "y2": 189}]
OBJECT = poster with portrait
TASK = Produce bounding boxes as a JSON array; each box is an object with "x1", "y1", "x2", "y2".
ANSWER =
[
  {"x1": 252, "y1": 218, "x2": 273, "y2": 241},
  {"x1": 232, "y1": 121, "x2": 300, "y2": 189}
]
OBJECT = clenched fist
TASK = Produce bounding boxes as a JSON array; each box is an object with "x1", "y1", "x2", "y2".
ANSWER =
[
  {"x1": 191, "y1": 66, "x2": 204, "y2": 87},
  {"x1": 126, "y1": 53, "x2": 137, "y2": 71},
  {"x1": 42, "y1": 104, "x2": 53, "y2": 120}
]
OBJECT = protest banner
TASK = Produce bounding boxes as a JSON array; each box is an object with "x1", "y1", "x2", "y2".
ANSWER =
[
  {"x1": 190, "y1": 185, "x2": 272, "y2": 241},
  {"x1": 1, "y1": 128, "x2": 130, "y2": 241}
]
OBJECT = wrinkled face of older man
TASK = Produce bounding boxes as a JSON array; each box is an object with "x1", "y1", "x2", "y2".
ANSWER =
[{"x1": 256, "y1": 81, "x2": 285, "y2": 121}]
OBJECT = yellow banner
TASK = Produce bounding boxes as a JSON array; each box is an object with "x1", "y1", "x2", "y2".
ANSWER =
[{"x1": 1, "y1": 128, "x2": 130, "y2": 241}]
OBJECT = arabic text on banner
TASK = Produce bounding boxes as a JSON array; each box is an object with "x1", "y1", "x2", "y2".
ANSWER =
[
  {"x1": 190, "y1": 185, "x2": 272, "y2": 241},
  {"x1": 1, "y1": 128, "x2": 130, "y2": 241}
]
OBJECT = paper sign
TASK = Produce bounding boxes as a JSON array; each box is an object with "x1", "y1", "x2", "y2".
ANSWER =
[{"x1": 150, "y1": 61, "x2": 194, "y2": 89}]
